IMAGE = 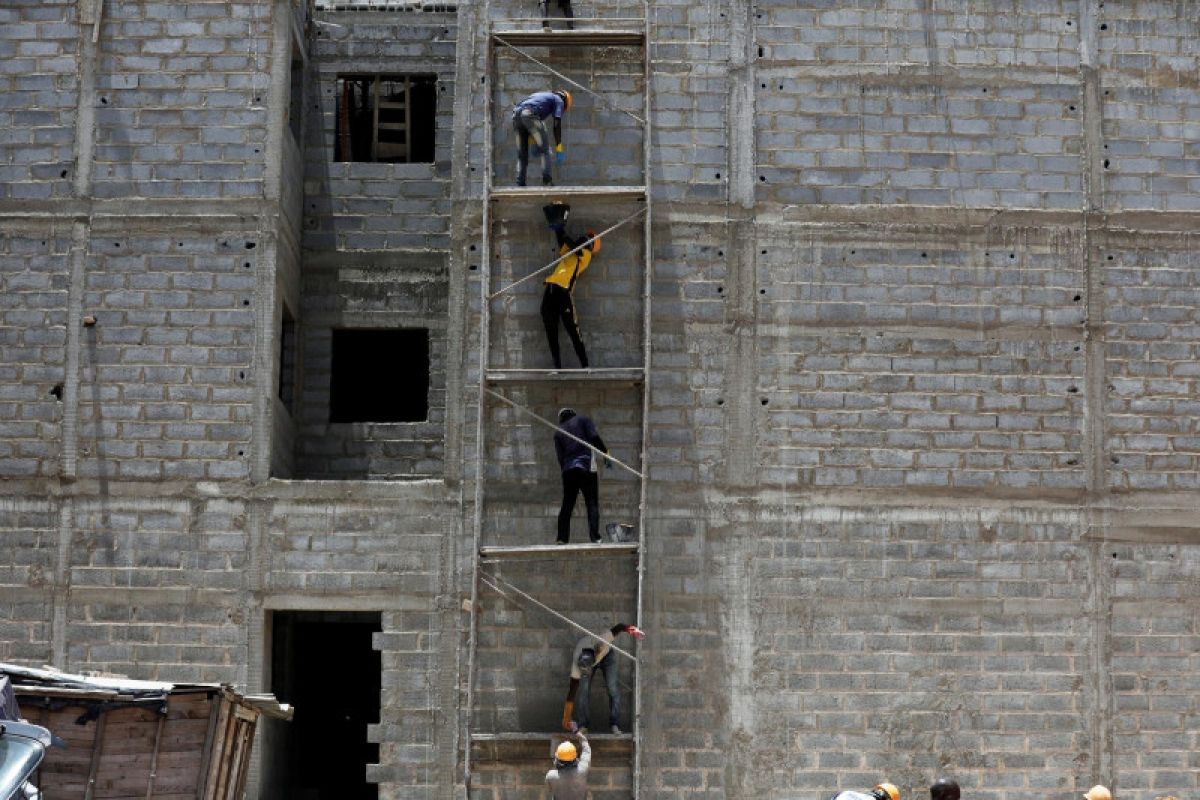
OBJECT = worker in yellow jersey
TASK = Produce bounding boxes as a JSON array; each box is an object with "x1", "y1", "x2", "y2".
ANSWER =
[{"x1": 540, "y1": 201, "x2": 599, "y2": 369}]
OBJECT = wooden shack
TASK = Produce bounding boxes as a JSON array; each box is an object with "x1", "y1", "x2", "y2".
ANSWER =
[{"x1": 1, "y1": 663, "x2": 292, "y2": 800}]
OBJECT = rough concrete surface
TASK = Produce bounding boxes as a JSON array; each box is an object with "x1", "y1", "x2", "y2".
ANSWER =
[{"x1": 1, "y1": 0, "x2": 1199, "y2": 798}]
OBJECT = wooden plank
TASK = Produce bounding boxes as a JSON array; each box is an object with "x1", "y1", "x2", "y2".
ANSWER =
[
  {"x1": 490, "y1": 185, "x2": 646, "y2": 201},
  {"x1": 493, "y1": 29, "x2": 645, "y2": 47},
  {"x1": 485, "y1": 367, "x2": 645, "y2": 384},
  {"x1": 145, "y1": 713, "x2": 165, "y2": 799},
  {"x1": 83, "y1": 712, "x2": 109, "y2": 800},
  {"x1": 480, "y1": 542, "x2": 638, "y2": 560},
  {"x1": 195, "y1": 695, "x2": 225, "y2": 800}
]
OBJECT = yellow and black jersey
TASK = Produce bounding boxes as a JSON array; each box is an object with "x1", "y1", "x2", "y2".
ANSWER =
[{"x1": 544, "y1": 243, "x2": 593, "y2": 291}]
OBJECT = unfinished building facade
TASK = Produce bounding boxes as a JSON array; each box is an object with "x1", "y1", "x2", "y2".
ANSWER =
[{"x1": 1, "y1": 0, "x2": 1198, "y2": 798}]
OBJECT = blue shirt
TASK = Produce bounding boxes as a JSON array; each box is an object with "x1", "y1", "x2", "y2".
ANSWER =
[{"x1": 515, "y1": 91, "x2": 565, "y2": 120}]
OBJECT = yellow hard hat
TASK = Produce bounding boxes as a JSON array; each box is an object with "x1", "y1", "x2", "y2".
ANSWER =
[
  {"x1": 1084, "y1": 786, "x2": 1112, "y2": 800},
  {"x1": 556, "y1": 90, "x2": 573, "y2": 112},
  {"x1": 555, "y1": 741, "x2": 577, "y2": 763},
  {"x1": 875, "y1": 783, "x2": 900, "y2": 800}
]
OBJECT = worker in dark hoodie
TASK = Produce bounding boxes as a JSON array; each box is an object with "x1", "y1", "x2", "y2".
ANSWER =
[{"x1": 553, "y1": 407, "x2": 608, "y2": 544}]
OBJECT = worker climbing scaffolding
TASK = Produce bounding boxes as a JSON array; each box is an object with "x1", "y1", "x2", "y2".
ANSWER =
[
  {"x1": 511, "y1": 89, "x2": 572, "y2": 187},
  {"x1": 540, "y1": 201, "x2": 599, "y2": 370}
]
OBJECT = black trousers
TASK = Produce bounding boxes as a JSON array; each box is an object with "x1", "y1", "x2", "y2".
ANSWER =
[
  {"x1": 558, "y1": 468, "x2": 599, "y2": 543},
  {"x1": 539, "y1": 0, "x2": 574, "y2": 27},
  {"x1": 541, "y1": 283, "x2": 588, "y2": 369}
]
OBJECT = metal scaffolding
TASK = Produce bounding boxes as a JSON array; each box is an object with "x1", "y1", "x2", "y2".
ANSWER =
[{"x1": 464, "y1": 4, "x2": 653, "y2": 796}]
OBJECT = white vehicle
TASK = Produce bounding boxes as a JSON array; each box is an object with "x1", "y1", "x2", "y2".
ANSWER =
[{"x1": 0, "y1": 721, "x2": 52, "y2": 800}]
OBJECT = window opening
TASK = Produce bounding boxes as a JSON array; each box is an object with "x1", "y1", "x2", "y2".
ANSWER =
[
  {"x1": 330, "y1": 328, "x2": 429, "y2": 422},
  {"x1": 265, "y1": 611, "x2": 382, "y2": 800},
  {"x1": 279, "y1": 305, "x2": 297, "y2": 414},
  {"x1": 336, "y1": 75, "x2": 437, "y2": 163}
]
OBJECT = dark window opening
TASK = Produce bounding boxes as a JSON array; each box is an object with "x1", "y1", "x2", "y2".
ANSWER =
[
  {"x1": 336, "y1": 74, "x2": 437, "y2": 163},
  {"x1": 265, "y1": 611, "x2": 382, "y2": 800},
  {"x1": 279, "y1": 305, "x2": 297, "y2": 414},
  {"x1": 330, "y1": 328, "x2": 429, "y2": 423}
]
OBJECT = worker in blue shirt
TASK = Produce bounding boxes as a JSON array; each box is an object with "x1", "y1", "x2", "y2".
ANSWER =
[{"x1": 512, "y1": 89, "x2": 572, "y2": 187}]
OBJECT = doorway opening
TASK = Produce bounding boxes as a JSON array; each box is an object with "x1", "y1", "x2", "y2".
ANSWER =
[{"x1": 264, "y1": 611, "x2": 382, "y2": 800}]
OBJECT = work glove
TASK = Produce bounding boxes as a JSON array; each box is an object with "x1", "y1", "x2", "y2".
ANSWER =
[
  {"x1": 555, "y1": 143, "x2": 565, "y2": 164},
  {"x1": 561, "y1": 701, "x2": 575, "y2": 732}
]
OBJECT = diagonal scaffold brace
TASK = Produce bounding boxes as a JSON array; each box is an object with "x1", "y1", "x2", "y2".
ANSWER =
[{"x1": 480, "y1": 570, "x2": 639, "y2": 663}]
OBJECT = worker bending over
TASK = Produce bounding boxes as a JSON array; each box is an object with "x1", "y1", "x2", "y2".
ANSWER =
[
  {"x1": 541, "y1": 201, "x2": 599, "y2": 370},
  {"x1": 561, "y1": 622, "x2": 646, "y2": 734},
  {"x1": 511, "y1": 90, "x2": 571, "y2": 187}
]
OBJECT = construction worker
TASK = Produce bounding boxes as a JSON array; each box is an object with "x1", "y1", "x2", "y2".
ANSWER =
[
  {"x1": 1084, "y1": 786, "x2": 1112, "y2": 800},
  {"x1": 511, "y1": 89, "x2": 571, "y2": 187},
  {"x1": 545, "y1": 732, "x2": 590, "y2": 799},
  {"x1": 553, "y1": 408, "x2": 607, "y2": 544},
  {"x1": 831, "y1": 783, "x2": 901, "y2": 800},
  {"x1": 930, "y1": 779, "x2": 959, "y2": 800},
  {"x1": 539, "y1": 0, "x2": 574, "y2": 31},
  {"x1": 561, "y1": 622, "x2": 646, "y2": 734},
  {"x1": 541, "y1": 201, "x2": 599, "y2": 369}
]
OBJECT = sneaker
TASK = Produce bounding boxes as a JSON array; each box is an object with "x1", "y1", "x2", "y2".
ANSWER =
[
  {"x1": 555, "y1": 539, "x2": 568, "y2": 545},
  {"x1": 542, "y1": 175, "x2": 554, "y2": 186},
  {"x1": 542, "y1": 23, "x2": 552, "y2": 32},
  {"x1": 589, "y1": 534, "x2": 602, "y2": 543},
  {"x1": 610, "y1": 725, "x2": 621, "y2": 734}
]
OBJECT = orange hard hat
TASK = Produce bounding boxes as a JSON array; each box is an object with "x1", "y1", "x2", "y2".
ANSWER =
[
  {"x1": 585, "y1": 230, "x2": 600, "y2": 253},
  {"x1": 555, "y1": 90, "x2": 573, "y2": 111},
  {"x1": 555, "y1": 741, "x2": 577, "y2": 763},
  {"x1": 875, "y1": 783, "x2": 900, "y2": 800}
]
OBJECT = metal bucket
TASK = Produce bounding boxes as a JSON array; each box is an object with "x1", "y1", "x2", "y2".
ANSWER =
[{"x1": 604, "y1": 523, "x2": 637, "y2": 543}]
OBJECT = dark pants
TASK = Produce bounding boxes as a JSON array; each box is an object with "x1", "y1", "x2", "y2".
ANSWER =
[
  {"x1": 539, "y1": 0, "x2": 574, "y2": 28},
  {"x1": 558, "y1": 468, "x2": 599, "y2": 543},
  {"x1": 541, "y1": 284, "x2": 588, "y2": 369},
  {"x1": 575, "y1": 650, "x2": 619, "y2": 729},
  {"x1": 512, "y1": 109, "x2": 553, "y2": 187}
]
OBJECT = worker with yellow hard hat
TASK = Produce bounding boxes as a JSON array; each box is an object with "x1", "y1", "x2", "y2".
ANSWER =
[
  {"x1": 831, "y1": 782, "x2": 901, "y2": 800},
  {"x1": 1083, "y1": 786, "x2": 1112, "y2": 800},
  {"x1": 545, "y1": 731, "x2": 590, "y2": 799},
  {"x1": 511, "y1": 89, "x2": 573, "y2": 187}
]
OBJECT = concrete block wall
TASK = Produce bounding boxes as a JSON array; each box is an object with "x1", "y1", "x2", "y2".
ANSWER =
[
  {"x1": 479, "y1": 382, "x2": 643, "y2": 547},
  {"x1": 0, "y1": 0, "x2": 78, "y2": 201},
  {"x1": 78, "y1": 231, "x2": 257, "y2": 481},
  {"x1": 491, "y1": 47, "x2": 646, "y2": 188},
  {"x1": 488, "y1": 209, "x2": 645, "y2": 371},
  {"x1": 91, "y1": 1, "x2": 272, "y2": 200},
  {"x1": 473, "y1": 561, "x2": 638, "y2": 733},
  {"x1": 304, "y1": 16, "x2": 457, "y2": 252},
  {"x1": 1, "y1": 1, "x2": 1199, "y2": 799},
  {"x1": 1103, "y1": 238, "x2": 1200, "y2": 491},
  {"x1": 0, "y1": 229, "x2": 69, "y2": 477},
  {"x1": 293, "y1": 254, "x2": 449, "y2": 479}
]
